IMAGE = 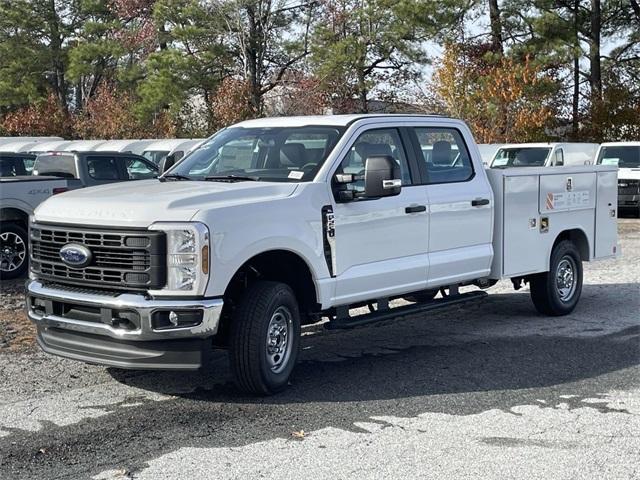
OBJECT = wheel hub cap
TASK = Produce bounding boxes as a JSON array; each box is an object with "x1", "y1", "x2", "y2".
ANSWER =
[
  {"x1": 266, "y1": 306, "x2": 293, "y2": 373},
  {"x1": 556, "y1": 256, "x2": 577, "y2": 301},
  {"x1": 0, "y1": 232, "x2": 26, "y2": 272}
]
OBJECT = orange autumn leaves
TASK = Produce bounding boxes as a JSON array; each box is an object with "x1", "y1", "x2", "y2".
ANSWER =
[{"x1": 432, "y1": 43, "x2": 555, "y2": 144}]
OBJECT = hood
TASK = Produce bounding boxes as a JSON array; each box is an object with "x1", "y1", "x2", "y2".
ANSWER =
[
  {"x1": 35, "y1": 179, "x2": 299, "y2": 227},
  {"x1": 617, "y1": 168, "x2": 640, "y2": 181}
]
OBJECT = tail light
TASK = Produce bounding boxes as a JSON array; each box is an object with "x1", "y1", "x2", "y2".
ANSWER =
[{"x1": 52, "y1": 187, "x2": 68, "y2": 195}]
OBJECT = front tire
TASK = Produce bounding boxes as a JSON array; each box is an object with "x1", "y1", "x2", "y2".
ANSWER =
[
  {"x1": 229, "y1": 281, "x2": 301, "y2": 395},
  {"x1": 0, "y1": 223, "x2": 28, "y2": 280},
  {"x1": 530, "y1": 240, "x2": 583, "y2": 316}
]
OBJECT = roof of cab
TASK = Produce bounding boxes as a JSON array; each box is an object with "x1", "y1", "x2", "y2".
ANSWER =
[{"x1": 232, "y1": 114, "x2": 447, "y2": 128}]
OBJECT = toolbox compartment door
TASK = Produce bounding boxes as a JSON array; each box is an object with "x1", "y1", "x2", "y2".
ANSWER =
[{"x1": 594, "y1": 170, "x2": 618, "y2": 259}]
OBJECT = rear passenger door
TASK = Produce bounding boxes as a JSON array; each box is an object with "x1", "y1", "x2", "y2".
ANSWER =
[{"x1": 409, "y1": 127, "x2": 493, "y2": 287}]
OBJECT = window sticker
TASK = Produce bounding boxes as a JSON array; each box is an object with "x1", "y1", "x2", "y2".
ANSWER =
[{"x1": 288, "y1": 170, "x2": 304, "y2": 180}]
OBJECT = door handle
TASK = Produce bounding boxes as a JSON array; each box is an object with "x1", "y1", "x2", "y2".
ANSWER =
[
  {"x1": 471, "y1": 198, "x2": 490, "y2": 207},
  {"x1": 405, "y1": 205, "x2": 427, "y2": 214}
]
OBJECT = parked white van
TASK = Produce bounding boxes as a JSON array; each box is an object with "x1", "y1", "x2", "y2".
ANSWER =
[
  {"x1": 28, "y1": 140, "x2": 73, "y2": 153},
  {"x1": 62, "y1": 140, "x2": 108, "y2": 151},
  {"x1": 0, "y1": 140, "x2": 42, "y2": 153},
  {"x1": 142, "y1": 139, "x2": 205, "y2": 166},
  {"x1": 596, "y1": 141, "x2": 640, "y2": 216},
  {"x1": 478, "y1": 144, "x2": 504, "y2": 166},
  {"x1": 490, "y1": 143, "x2": 598, "y2": 168},
  {"x1": 0, "y1": 136, "x2": 62, "y2": 148},
  {"x1": 94, "y1": 139, "x2": 157, "y2": 155}
]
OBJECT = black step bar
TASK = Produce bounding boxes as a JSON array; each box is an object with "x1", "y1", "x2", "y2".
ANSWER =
[{"x1": 325, "y1": 290, "x2": 488, "y2": 330}]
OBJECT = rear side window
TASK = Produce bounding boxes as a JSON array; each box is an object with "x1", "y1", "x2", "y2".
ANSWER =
[
  {"x1": 34, "y1": 154, "x2": 78, "y2": 178},
  {"x1": 0, "y1": 155, "x2": 32, "y2": 176},
  {"x1": 87, "y1": 156, "x2": 120, "y2": 180},
  {"x1": 124, "y1": 158, "x2": 157, "y2": 180},
  {"x1": 413, "y1": 128, "x2": 474, "y2": 183}
]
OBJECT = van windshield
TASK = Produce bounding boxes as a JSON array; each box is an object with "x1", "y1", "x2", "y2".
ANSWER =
[
  {"x1": 491, "y1": 147, "x2": 551, "y2": 168},
  {"x1": 168, "y1": 126, "x2": 344, "y2": 182},
  {"x1": 597, "y1": 146, "x2": 640, "y2": 168},
  {"x1": 143, "y1": 150, "x2": 170, "y2": 165}
]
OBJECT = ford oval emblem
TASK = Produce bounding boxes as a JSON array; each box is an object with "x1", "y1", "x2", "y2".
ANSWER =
[{"x1": 59, "y1": 243, "x2": 92, "y2": 268}]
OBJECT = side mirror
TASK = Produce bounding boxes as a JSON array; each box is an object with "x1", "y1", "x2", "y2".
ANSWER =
[
  {"x1": 159, "y1": 153, "x2": 177, "y2": 174},
  {"x1": 364, "y1": 155, "x2": 401, "y2": 198}
]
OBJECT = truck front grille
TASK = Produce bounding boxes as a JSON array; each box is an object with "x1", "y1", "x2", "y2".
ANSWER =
[
  {"x1": 30, "y1": 224, "x2": 166, "y2": 291},
  {"x1": 618, "y1": 179, "x2": 640, "y2": 195}
]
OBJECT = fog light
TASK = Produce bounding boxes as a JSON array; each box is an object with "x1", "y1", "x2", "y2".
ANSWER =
[{"x1": 151, "y1": 310, "x2": 203, "y2": 330}]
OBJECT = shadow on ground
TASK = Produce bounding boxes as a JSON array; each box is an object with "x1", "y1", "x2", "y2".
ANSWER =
[{"x1": 1, "y1": 284, "x2": 639, "y2": 479}]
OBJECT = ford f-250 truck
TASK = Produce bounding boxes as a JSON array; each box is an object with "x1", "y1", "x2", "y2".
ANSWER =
[{"x1": 26, "y1": 115, "x2": 619, "y2": 394}]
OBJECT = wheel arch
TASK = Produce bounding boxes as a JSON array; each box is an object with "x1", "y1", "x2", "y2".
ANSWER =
[
  {"x1": 0, "y1": 207, "x2": 29, "y2": 228},
  {"x1": 216, "y1": 249, "x2": 321, "y2": 345},
  {"x1": 552, "y1": 228, "x2": 591, "y2": 262}
]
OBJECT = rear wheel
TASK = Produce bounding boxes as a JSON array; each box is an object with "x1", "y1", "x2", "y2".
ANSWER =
[
  {"x1": 530, "y1": 240, "x2": 583, "y2": 316},
  {"x1": 0, "y1": 223, "x2": 28, "y2": 280},
  {"x1": 229, "y1": 281, "x2": 301, "y2": 395}
]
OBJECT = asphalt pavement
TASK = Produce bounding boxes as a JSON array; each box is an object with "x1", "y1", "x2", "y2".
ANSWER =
[{"x1": 0, "y1": 219, "x2": 638, "y2": 480}]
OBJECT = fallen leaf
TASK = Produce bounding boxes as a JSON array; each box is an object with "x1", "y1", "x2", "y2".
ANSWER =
[{"x1": 291, "y1": 430, "x2": 306, "y2": 439}]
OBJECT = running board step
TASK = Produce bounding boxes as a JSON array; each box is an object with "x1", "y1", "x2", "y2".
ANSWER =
[{"x1": 325, "y1": 290, "x2": 488, "y2": 330}]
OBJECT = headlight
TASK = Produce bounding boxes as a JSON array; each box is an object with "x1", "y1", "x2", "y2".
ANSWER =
[{"x1": 148, "y1": 222, "x2": 210, "y2": 296}]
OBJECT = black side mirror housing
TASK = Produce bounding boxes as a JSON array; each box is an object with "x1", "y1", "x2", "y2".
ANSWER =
[
  {"x1": 364, "y1": 155, "x2": 401, "y2": 198},
  {"x1": 159, "y1": 153, "x2": 177, "y2": 174}
]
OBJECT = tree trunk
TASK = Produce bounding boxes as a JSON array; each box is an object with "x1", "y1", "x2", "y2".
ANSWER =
[
  {"x1": 245, "y1": 4, "x2": 262, "y2": 115},
  {"x1": 46, "y1": 0, "x2": 67, "y2": 111},
  {"x1": 589, "y1": 0, "x2": 602, "y2": 101},
  {"x1": 357, "y1": 67, "x2": 368, "y2": 113},
  {"x1": 488, "y1": 0, "x2": 503, "y2": 55},
  {"x1": 572, "y1": 0, "x2": 580, "y2": 137}
]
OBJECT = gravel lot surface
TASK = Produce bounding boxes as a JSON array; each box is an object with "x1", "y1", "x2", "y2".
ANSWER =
[{"x1": 0, "y1": 219, "x2": 638, "y2": 480}]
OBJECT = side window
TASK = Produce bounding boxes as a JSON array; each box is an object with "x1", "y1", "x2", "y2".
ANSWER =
[
  {"x1": 338, "y1": 128, "x2": 411, "y2": 193},
  {"x1": 125, "y1": 158, "x2": 157, "y2": 180},
  {"x1": 555, "y1": 149, "x2": 564, "y2": 166},
  {"x1": 87, "y1": 156, "x2": 120, "y2": 180},
  {"x1": 413, "y1": 128, "x2": 474, "y2": 184}
]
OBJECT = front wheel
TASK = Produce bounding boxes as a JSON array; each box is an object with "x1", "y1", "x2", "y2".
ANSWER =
[
  {"x1": 529, "y1": 240, "x2": 583, "y2": 316},
  {"x1": 229, "y1": 281, "x2": 301, "y2": 395},
  {"x1": 0, "y1": 223, "x2": 28, "y2": 280}
]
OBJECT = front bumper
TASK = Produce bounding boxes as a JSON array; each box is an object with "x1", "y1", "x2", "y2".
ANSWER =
[{"x1": 26, "y1": 280, "x2": 224, "y2": 369}]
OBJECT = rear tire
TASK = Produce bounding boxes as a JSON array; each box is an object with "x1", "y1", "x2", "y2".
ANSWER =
[
  {"x1": 530, "y1": 240, "x2": 583, "y2": 316},
  {"x1": 0, "y1": 222, "x2": 28, "y2": 280},
  {"x1": 229, "y1": 281, "x2": 301, "y2": 395}
]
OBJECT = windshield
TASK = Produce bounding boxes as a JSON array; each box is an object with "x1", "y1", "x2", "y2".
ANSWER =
[
  {"x1": 597, "y1": 146, "x2": 640, "y2": 168},
  {"x1": 168, "y1": 126, "x2": 344, "y2": 182},
  {"x1": 143, "y1": 150, "x2": 170, "y2": 165},
  {"x1": 491, "y1": 147, "x2": 551, "y2": 168}
]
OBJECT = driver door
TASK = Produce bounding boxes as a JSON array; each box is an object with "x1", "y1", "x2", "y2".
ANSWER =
[{"x1": 331, "y1": 128, "x2": 430, "y2": 305}]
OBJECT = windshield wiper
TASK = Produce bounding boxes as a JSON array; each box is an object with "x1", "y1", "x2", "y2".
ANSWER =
[
  {"x1": 205, "y1": 174, "x2": 260, "y2": 182},
  {"x1": 159, "y1": 174, "x2": 191, "y2": 182}
]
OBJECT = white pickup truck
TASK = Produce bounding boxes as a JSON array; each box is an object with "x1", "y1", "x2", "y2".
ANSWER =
[
  {"x1": 27, "y1": 115, "x2": 618, "y2": 394},
  {"x1": 596, "y1": 141, "x2": 640, "y2": 217}
]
